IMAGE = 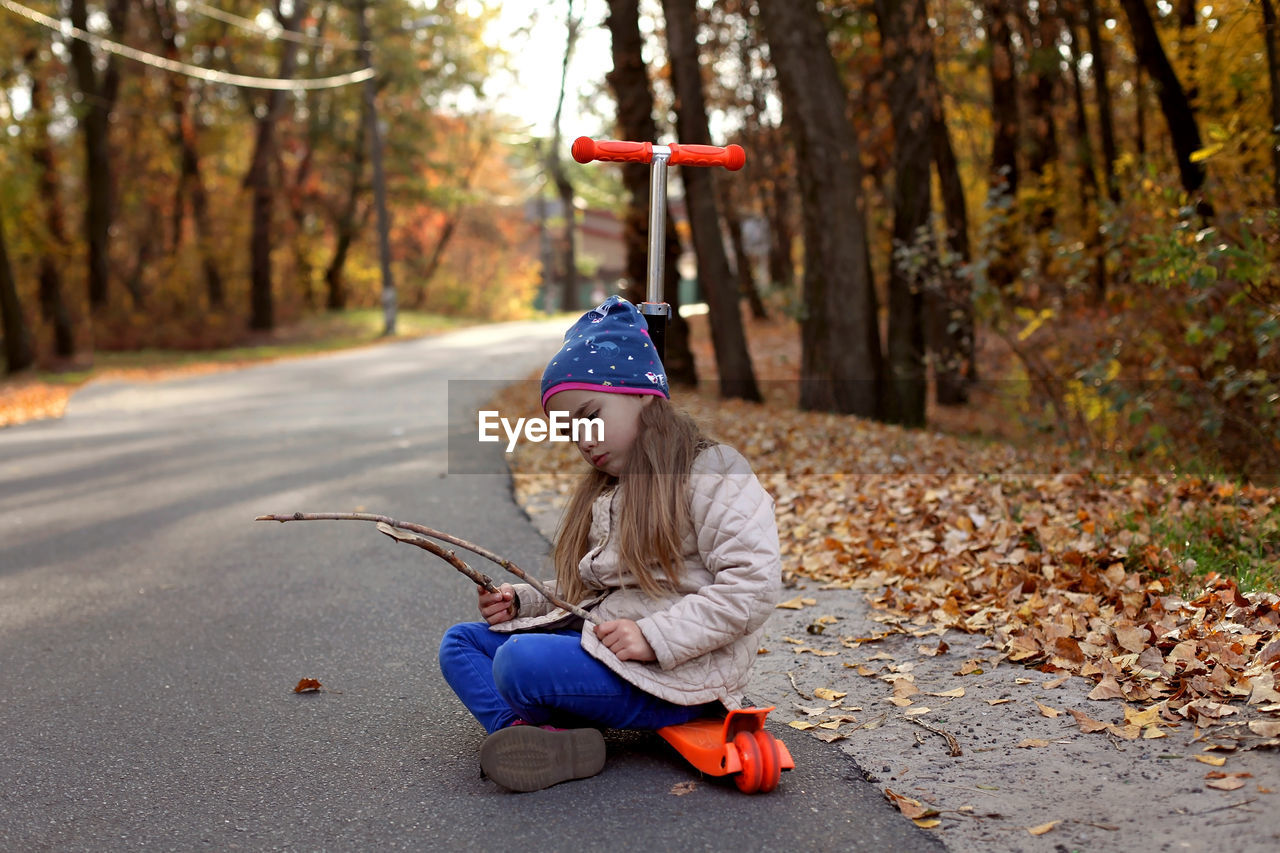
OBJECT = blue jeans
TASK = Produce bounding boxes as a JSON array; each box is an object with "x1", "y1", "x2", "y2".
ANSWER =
[{"x1": 438, "y1": 622, "x2": 716, "y2": 734}]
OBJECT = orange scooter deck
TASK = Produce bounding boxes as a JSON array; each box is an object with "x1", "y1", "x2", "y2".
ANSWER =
[{"x1": 657, "y1": 707, "x2": 794, "y2": 793}]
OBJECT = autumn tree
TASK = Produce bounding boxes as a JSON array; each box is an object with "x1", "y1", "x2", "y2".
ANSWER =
[
  {"x1": 604, "y1": 0, "x2": 696, "y2": 386},
  {"x1": 0, "y1": 210, "x2": 33, "y2": 374},
  {"x1": 147, "y1": 0, "x2": 224, "y2": 310},
  {"x1": 1263, "y1": 0, "x2": 1280, "y2": 207},
  {"x1": 67, "y1": 0, "x2": 129, "y2": 312},
  {"x1": 660, "y1": 0, "x2": 760, "y2": 402},
  {"x1": 924, "y1": 7, "x2": 974, "y2": 405},
  {"x1": 873, "y1": 0, "x2": 932, "y2": 426},
  {"x1": 1082, "y1": 0, "x2": 1121, "y2": 203},
  {"x1": 756, "y1": 0, "x2": 883, "y2": 416},
  {"x1": 243, "y1": 4, "x2": 303, "y2": 331},
  {"x1": 24, "y1": 46, "x2": 75, "y2": 358},
  {"x1": 1118, "y1": 0, "x2": 1206, "y2": 197}
]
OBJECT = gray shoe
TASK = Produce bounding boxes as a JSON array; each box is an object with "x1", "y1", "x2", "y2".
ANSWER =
[{"x1": 479, "y1": 725, "x2": 607, "y2": 792}]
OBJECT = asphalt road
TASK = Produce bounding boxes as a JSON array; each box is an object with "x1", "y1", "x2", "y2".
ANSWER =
[{"x1": 0, "y1": 320, "x2": 938, "y2": 852}]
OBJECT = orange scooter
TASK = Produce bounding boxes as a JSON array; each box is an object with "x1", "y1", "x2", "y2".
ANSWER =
[{"x1": 572, "y1": 136, "x2": 793, "y2": 794}]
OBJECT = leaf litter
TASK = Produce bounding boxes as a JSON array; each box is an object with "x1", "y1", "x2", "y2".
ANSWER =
[{"x1": 492, "y1": 333, "x2": 1280, "y2": 841}]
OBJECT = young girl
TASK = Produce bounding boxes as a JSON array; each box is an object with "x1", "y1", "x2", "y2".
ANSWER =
[{"x1": 438, "y1": 296, "x2": 781, "y2": 792}]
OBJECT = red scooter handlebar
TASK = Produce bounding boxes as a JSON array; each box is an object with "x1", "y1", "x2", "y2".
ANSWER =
[{"x1": 571, "y1": 136, "x2": 745, "y2": 171}]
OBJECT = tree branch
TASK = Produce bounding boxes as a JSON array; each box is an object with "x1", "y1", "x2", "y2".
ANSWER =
[
  {"x1": 256, "y1": 511, "x2": 600, "y2": 624},
  {"x1": 375, "y1": 522, "x2": 499, "y2": 593}
]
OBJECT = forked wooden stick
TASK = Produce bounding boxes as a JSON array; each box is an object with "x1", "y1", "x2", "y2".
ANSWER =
[
  {"x1": 256, "y1": 511, "x2": 599, "y2": 624},
  {"x1": 375, "y1": 523, "x2": 500, "y2": 593}
]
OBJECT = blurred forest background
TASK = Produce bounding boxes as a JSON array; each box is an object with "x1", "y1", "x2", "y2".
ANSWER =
[{"x1": 1, "y1": 0, "x2": 1278, "y2": 482}]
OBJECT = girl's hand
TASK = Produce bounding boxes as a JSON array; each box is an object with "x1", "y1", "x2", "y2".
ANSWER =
[
  {"x1": 479, "y1": 584, "x2": 517, "y2": 625},
  {"x1": 594, "y1": 619, "x2": 656, "y2": 662}
]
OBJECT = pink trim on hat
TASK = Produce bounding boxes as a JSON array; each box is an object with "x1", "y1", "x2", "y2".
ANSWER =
[{"x1": 542, "y1": 382, "x2": 668, "y2": 411}]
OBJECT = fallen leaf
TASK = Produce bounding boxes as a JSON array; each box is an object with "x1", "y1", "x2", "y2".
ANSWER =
[
  {"x1": 904, "y1": 706, "x2": 932, "y2": 716},
  {"x1": 1035, "y1": 701, "x2": 1060, "y2": 718},
  {"x1": 1018, "y1": 739, "x2": 1053, "y2": 748},
  {"x1": 789, "y1": 720, "x2": 817, "y2": 730},
  {"x1": 1043, "y1": 675, "x2": 1070, "y2": 689},
  {"x1": 814, "y1": 688, "x2": 847, "y2": 701},
  {"x1": 1194, "y1": 754, "x2": 1227, "y2": 767},
  {"x1": 928, "y1": 687, "x2": 965, "y2": 699},
  {"x1": 884, "y1": 788, "x2": 937, "y2": 820},
  {"x1": 1124, "y1": 705, "x2": 1162, "y2": 728},
  {"x1": 1069, "y1": 708, "x2": 1110, "y2": 733},
  {"x1": 1027, "y1": 820, "x2": 1061, "y2": 836},
  {"x1": 1249, "y1": 720, "x2": 1280, "y2": 737},
  {"x1": 293, "y1": 678, "x2": 322, "y2": 693},
  {"x1": 1114, "y1": 625, "x2": 1149, "y2": 653},
  {"x1": 1206, "y1": 775, "x2": 1247, "y2": 791},
  {"x1": 777, "y1": 596, "x2": 818, "y2": 610},
  {"x1": 670, "y1": 780, "x2": 698, "y2": 796},
  {"x1": 913, "y1": 818, "x2": 942, "y2": 829},
  {"x1": 812, "y1": 730, "x2": 849, "y2": 743},
  {"x1": 987, "y1": 698, "x2": 1014, "y2": 706},
  {"x1": 1087, "y1": 676, "x2": 1126, "y2": 701},
  {"x1": 1106, "y1": 724, "x2": 1142, "y2": 740}
]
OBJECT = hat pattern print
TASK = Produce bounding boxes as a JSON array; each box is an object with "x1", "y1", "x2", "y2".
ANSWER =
[{"x1": 541, "y1": 295, "x2": 669, "y2": 409}]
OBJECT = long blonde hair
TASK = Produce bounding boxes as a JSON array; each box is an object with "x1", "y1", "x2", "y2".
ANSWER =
[{"x1": 552, "y1": 397, "x2": 713, "y2": 602}]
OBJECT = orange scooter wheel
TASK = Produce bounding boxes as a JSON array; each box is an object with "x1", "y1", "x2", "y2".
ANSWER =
[
  {"x1": 732, "y1": 731, "x2": 763, "y2": 793},
  {"x1": 754, "y1": 729, "x2": 781, "y2": 793}
]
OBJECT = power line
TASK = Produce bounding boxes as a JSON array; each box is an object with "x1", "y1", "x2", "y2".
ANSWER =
[
  {"x1": 0, "y1": 0, "x2": 373, "y2": 91},
  {"x1": 184, "y1": 1, "x2": 362, "y2": 52}
]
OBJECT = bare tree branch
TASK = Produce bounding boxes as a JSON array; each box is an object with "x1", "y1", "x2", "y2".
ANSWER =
[
  {"x1": 375, "y1": 523, "x2": 499, "y2": 593},
  {"x1": 256, "y1": 511, "x2": 600, "y2": 624}
]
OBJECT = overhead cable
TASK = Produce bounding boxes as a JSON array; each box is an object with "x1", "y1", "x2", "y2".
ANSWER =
[
  {"x1": 0, "y1": 0, "x2": 373, "y2": 91},
  {"x1": 184, "y1": 1, "x2": 361, "y2": 51}
]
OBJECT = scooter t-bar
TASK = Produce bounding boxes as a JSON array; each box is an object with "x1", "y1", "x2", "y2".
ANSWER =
[{"x1": 571, "y1": 136, "x2": 745, "y2": 365}]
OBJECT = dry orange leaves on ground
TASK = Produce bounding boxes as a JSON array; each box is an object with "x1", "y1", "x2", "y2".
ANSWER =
[{"x1": 498, "y1": 316, "x2": 1280, "y2": 744}]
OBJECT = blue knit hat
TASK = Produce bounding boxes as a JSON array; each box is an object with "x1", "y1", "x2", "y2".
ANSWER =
[{"x1": 541, "y1": 296, "x2": 669, "y2": 410}]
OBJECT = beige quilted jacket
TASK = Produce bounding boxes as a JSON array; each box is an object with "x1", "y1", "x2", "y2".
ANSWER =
[{"x1": 491, "y1": 444, "x2": 782, "y2": 711}]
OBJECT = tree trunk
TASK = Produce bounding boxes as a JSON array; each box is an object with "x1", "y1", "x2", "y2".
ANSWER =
[
  {"x1": 1082, "y1": 0, "x2": 1121, "y2": 202},
  {"x1": 0, "y1": 211, "x2": 34, "y2": 374},
  {"x1": 324, "y1": 100, "x2": 368, "y2": 311},
  {"x1": 26, "y1": 48, "x2": 75, "y2": 358},
  {"x1": 67, "y1": 0, "x2": 128, "y2": 312},
  {"x1": 984, "y1": 0, "x2": 1021, "y2": 294},
  {"x1": 1063, "y1": 2, "x2": 1108, "y2": 301},
  {"x1": 764, "y1": 150, "x2": 795, "y2": 293},
  {"x1": 357, "y1": 0, "x2": 396, "y2": 336},
  {"x1": 604, "y1": 0, "x2": 696, "y2": 387},
  {"x1": 1016, "y1": 2, "x2": 1061, "y2": 185},
  {"x1": 549, "y1": 0, "x2": 581, "y2": 313},
  {"x1": 924, "y1": 9, "x2": 974, "y2": 405},
  {"x1": 245, "y1": 6, "x2": 303, "y2": 331},
  {"x1": 985, "y1": 0, "x2": 1020, "y2": 198},
  {"x1": 757, "y1": 0, "x2": 883, "y2": 417},
  {"x1": 1136, "y1": 62, "x2": 1147, "y2": 159},
  {"x1": 661, "y1": 0, "x2": 760, "y2": 402},
  {"x1": 420, "y1": 134, "x2": 489, "y2": 293},
  {"x1": 1118, "y1": 0, "x2": 1207, "y2": 195},
  {"x1": 1263, "y1": 0, "x2": 1280, "y2": 208},
  {"x1": 719, "y1": 180, "x2": 767, "y2": 320},
  {"x1": 1176, "y1": 0, "x2": 1200, "y2": 109},
  {"x1": 875, "y1": 0, "x2": 933, "y2": 427}
]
